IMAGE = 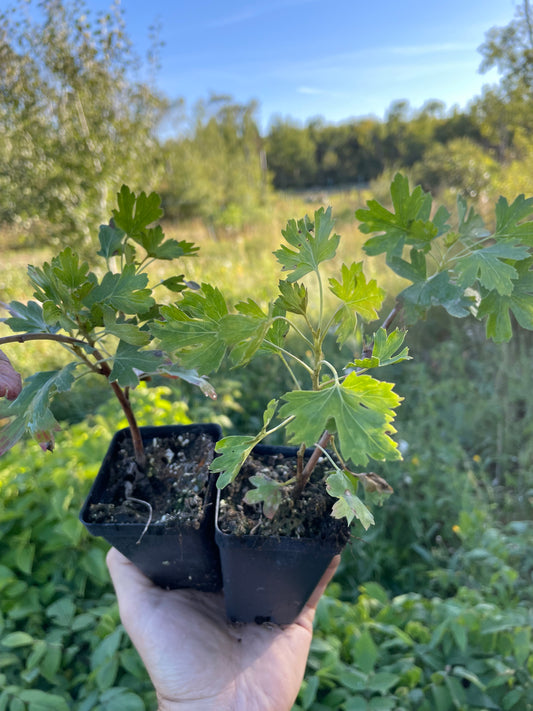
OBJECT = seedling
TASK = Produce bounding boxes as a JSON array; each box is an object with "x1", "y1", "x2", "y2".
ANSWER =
[
  {"x1": 2, "y1": 175, "x2": 532, "y2": 533},
  {"x1": 0, "y1": 186, "x2": 214, "y2": 475},
  {"x1": 155, "y1": 173, "x2": 533, "y2": 529}
]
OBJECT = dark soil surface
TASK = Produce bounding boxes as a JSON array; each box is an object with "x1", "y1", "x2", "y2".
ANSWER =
[
  {"x1": 218, "y1": 450, "x2": 350, "y2": 546},
  {"x1": 87, "y1": 429, "x2": 217, "y2": 528}
]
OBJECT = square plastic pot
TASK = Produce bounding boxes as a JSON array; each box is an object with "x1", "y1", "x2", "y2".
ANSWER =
[
  {"x1": 80, "y1": 423, "x2": 223, "y2": 592},
  {"x1": 215, "y1": 444, "x2": 347, "y2": 624}
]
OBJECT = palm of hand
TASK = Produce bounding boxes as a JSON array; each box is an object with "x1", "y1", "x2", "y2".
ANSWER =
[{"x1": 107, "y1": 548, "x2": 338, "y2": 711}]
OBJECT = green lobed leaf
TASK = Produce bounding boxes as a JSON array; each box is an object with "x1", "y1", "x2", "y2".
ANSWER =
[
  {"x1": 477, "y1": 258, "x2": 533, "y2": 342},
  {"x1": 41, "y1": 301, "x2": 78, "y2": 332},
  {"x1": 350, "y1": 328, "x2": 411, "y2": 370},
  {"x1": 132, "y1": 224, "x2": 199, "y2": 260},
  {"x1": 150, "y1": 285, "x2": 229, "y2": 373},
  {"x1": 97, "y1": 223, "x2": 126, "y2": 260},
  {"x1": 456, "y1": 195, "x2": 489, "y2": 241},
  {"x1": 102, "y1": 308, "x2": 151, "y2": 347},
  {"x1": 161, "y1": 275, "x2": 188, "y2": 293},
  {"x1": 50, "y1": 247, "x2": 90, "y2": 291},
  {"x1": 0, "y1": 364, "x2": 78, "y2": 454},
  {"x1": 329, "y1": 262, "x2": 385, "y2": 346},
  {"x1": 27, "y1": 263, "x2": 65, "y2": 305},
  {"x1": 329, "y1": 262, "x2": 385, "y2": 319},
  {"x1": 0, "y1": 415, "x2": 27, "y2": 456},
  {"x1": 243, "y1": 474, "x2": 285, "y2": 519},
  {"x1": 212, "y1": 435, "x2": 264, "y2": 489},
  {"x1": 279, "y1": 374, "x2": 402, "y2": 466},
  {"x1": 275, "y1": 279, "x2": 308, "y2": 315},
  {"x1": 83, "y1": 264, "x2": 154, "y2": 315},
  {"x1": 399, "y1": 271, "x2": 474, "y2": 322},
  {"x1": 326, "y1": 470, "x2": 375, "y2": 528},
  {"x1": 386, "y1": 247, "x2": 427, "y2": 283},
  {"x1": 358, "y1": 174, "x2": 442, "y2": 259},
  {"x1": 27, "y1": 249, "x2": 95, "y2": 314},
  {"x1": 112, "y1": 185, "x2": 163, "y2": 234},
  {"x1": 221, "y1": 300, "x2": 273, "y2": 366},
  {"x1": 108, "y1": 341, "x2": 165, "y2": 388},
  {"x1": 211, "y1": 399, "x2": 278, "y2": 488},
  {"x1": 1, "y1": 300, "x2": 56, "y2": 334},
  {"x1": 274, "y1": 207, "x2": 340, "y2": 281},
  {"x1": 494, "y1": 194, "x2": 533, "y2": 244},
  {"x1": 454, "y1": 241, "x2": 529, "y2": 295}
]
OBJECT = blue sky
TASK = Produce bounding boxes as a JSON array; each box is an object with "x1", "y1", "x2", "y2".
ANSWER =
[{"x1": 61, "y1": 0, "x2": 518, "y2": 129}]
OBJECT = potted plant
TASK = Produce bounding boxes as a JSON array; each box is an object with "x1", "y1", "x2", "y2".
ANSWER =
[
  {"x1": 154, "y1": 173, "x2": 533, "y2": 623},
  {"x1": 0, "y1": 185, "x2": 223, "y2": 591}
]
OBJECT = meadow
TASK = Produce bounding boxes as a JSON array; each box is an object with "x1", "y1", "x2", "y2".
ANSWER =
[{"x1": 1, "y1": 190, "x2": 532, "y2": 710}]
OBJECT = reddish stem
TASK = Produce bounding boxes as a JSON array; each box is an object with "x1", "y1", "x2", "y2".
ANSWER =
[
  {"x1": 0, "y1": 333, "x2": 87, "y2": 347},
  {"x1": 293, "y1": 430, "x2": 331, "y2": 500},
  {"x1": 0, "y1": 332, "x2": 147, "y2": 470}
]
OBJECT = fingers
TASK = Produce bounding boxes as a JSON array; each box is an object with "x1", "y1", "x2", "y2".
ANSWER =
[
  {"x1": 106, "y1": 547, "x2": 155, "y2": 597},
  {"x1": 305, "y1": 554, "x2": 341, "y2": 611},
  {"x1": 292, "y1": 554, "x2": 340, "y2": 632}
]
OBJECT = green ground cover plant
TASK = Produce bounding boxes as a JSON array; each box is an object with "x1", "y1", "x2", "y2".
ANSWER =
[
  {"x1": 296, "y1": 574, "x2": 533, "y2": 711},
  {"x1": 0, "y1": 394, "x2": 531, "y2": 709}
]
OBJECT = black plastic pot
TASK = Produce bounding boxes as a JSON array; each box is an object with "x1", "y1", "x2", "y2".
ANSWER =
[
  {"x1": 215, "y1": 444, "x2": 347, "y2": 624},
  {"x1": 80, "y1": 423, "x2": 223, "y2": 592}
]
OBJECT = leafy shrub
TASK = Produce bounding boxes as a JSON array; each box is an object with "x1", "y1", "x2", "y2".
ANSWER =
[
  {"x1": 430, "y1": 512, "x2": 533, "y2": 607},
  {"x1": 412, "y1": 137, "x2": 499, "y2": 199},
  {"x1": 296, "y1": 582, "x2": 533, "y2": 710}
]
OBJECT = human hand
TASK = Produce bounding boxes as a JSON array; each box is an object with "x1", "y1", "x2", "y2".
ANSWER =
[{"x1": 106, "y1": 547, "x2": 339, "y2": 711}]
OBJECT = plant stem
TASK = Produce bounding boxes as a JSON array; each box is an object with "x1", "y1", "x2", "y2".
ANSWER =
[
  {"x1": 381, "y1": 301, "x2": 400, "y2": 331},
  {"x1": 0, "y1": 332, "x2": 147, "y2": 470},
  {"x1": 0, "y1": 333, "x2": 88, "y2": 348},
  {"x1": 292, "y1": 430, "x2": 331, "y2": 500},
  {"x1": 292, "y1": 300, "x2": 401, "y2": 501},
  {"x1": 88, "y1": 348, "x2": 146, "y2": 471},
  {"x1": 109, "y1": 381, "x2": 147, "y2": 470},
  {"x1": 263, "y1": 339, "x2": 315, "y2": 376}
]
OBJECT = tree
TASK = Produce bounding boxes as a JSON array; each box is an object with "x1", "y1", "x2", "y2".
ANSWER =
[
  {"x1": 474, "y1": 1, "x2": 533, "y2": 160},
  {"x1": 0, "y1": 0, "x2": 166, "y2": 246},
  {"x1": 413, "y1": 137, "x2": 499, "y2": 198},
  {"x1": 266, "y1": 118, "x2": 317, "y2": 189},
  {"x1": 161, "y1": 96, "x2": 267, "y2": 231},
  {"x1": 479, "y1": 0, "x2": 533, "y2": 93}
]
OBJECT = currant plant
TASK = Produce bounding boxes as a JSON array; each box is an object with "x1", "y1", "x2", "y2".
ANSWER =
[
  {"x1": 0, "y1": 186, "x2": 214, "y2": 470},
  {"x1": 154, "y1": 173, "x2": 533, "y2": 529},
  {"x1": 2, "y1": 174, "x2": 532, "y2": 530},
  {"x1": 357, "y1": 173, "x2": 533, "y2": 340}
]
